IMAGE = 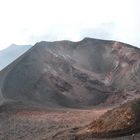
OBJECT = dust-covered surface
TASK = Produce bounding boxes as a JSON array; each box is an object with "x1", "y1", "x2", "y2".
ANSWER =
[
  {"x1": 75, "y1": 99, "x2": 140, "y2": 140},
  {"x1": 0, "y1": 108, "x2": 106, "y2": 140},
  {"x1": 0, "y1": 105, "x2": 139, "y2": 140},
  {"x1": 0, "y1": 38, "x2": 140, "y2": 140}
]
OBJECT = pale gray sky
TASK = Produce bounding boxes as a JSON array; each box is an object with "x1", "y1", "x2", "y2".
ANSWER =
[{"x1": 0, "y1": 0, "x2": 139, "y2": 50}]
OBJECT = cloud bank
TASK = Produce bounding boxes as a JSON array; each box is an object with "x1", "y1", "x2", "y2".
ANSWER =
[{"x1": 0, "y1": 0, "x2": 139, "y2": 49}]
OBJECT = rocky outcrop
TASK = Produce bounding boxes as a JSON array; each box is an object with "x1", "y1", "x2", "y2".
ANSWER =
[{"x1": 75, "y1": 99, "x2": 140, "y2": 139}]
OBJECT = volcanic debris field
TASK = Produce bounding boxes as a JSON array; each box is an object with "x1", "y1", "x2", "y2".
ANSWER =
[{"x1": 0, "y1": 38, "x2": 140, "y2": 139}]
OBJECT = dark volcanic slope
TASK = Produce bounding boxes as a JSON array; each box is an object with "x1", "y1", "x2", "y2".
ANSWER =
[{"x1": 0, "y1": 38, "x2": 140, "y2": 109}]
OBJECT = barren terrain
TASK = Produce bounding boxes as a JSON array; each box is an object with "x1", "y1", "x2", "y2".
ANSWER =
[
  {"x1": 0, "y1": 108, "x2": 106, "y2": 140},
  {"x1": 0, "y1": 38, "x2": 140, "y2": 139}
]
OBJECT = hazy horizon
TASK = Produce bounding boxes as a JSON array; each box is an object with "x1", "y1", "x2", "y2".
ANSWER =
[{"x1": 0, "y1": 0, "x2": 139, "y2": 50}]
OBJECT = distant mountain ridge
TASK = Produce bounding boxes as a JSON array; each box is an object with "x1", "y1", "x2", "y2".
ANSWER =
[{"x1": 0, "y1": 44, "x2": 32, "y2": 70}]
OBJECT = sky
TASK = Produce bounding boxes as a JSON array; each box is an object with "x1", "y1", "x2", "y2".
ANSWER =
[{"x1": 0, "y1": 0, "x2": 140, "y2": 50}]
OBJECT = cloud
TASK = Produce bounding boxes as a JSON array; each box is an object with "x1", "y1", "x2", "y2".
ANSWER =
[
  {"x1": 27, "y1": 22, "x2": 115, "y2": 43},
  {"x1": 23, "y1": 20, "x2": 140, "y2": 48},
  {"x1": 0, "y1": 0, "x2": 140, "y2": 49}
]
